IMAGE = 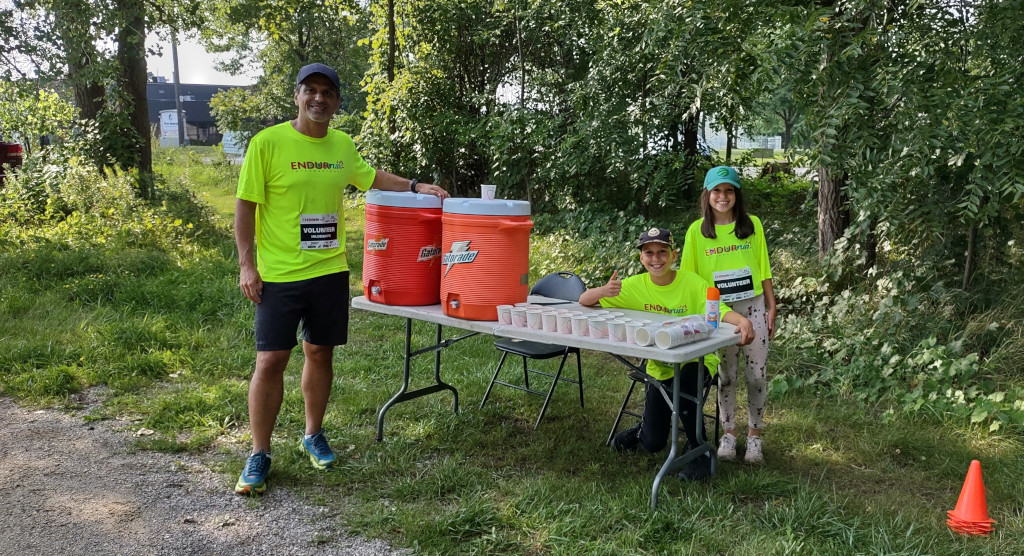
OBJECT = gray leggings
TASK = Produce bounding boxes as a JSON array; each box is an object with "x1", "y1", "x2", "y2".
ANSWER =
[{"x1": 718, "y1": 295, "x2": 770, "y2": 431}]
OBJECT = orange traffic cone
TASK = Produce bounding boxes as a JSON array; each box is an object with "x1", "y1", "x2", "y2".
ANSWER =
[{"x1": 947, "y1": 460, "x2": 995, "y2": 536}]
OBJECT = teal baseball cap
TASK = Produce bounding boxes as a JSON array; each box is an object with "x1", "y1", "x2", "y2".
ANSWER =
[{"x1": 703, "y1": 166, "x2": 741, "y2": 190}]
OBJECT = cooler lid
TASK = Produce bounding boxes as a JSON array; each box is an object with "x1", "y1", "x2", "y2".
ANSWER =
[
  {"x1": 366, "y1": 189, "x2": 443, "y2": 209},
  {"x1": 443, "y1": 198, "x2": 531, "y2": 216}
]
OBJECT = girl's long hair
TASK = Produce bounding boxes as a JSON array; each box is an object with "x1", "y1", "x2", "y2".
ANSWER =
[{"x1": 700, "y1": 187, "x2": 754, "y2": 239}]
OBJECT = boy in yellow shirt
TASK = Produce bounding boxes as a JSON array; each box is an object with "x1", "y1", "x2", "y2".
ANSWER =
[{"x1": 580, "y1": 227, "x2": 753, "y2": 481}]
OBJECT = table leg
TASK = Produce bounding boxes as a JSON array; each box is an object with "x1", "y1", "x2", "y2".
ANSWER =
[
  {"x1": 650, "y1": 357, "x2": 715, "y2": 510},
  {"x1": 434, "y1": 324, "x2": 459, "y2": 413},
  {"x1": 376, "y1": 319, "x2": 466, "y2": 442}
]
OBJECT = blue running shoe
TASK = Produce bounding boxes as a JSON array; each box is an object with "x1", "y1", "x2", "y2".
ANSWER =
[
  {"x1": 235, "y1": 450, "x2": 271, "y2": 495},
  {"x1": 301, "y1": 430, "x2": 337, "y2": 470}
]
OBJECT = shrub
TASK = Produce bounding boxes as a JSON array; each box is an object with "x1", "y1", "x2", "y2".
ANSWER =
[{"x1": 531, "y1": 207, "x2": 661, "y2": 287}]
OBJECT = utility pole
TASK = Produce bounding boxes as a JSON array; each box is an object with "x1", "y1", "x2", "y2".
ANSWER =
[{"x1": 171, "y1": 29, "x2": 187, "y2": 147}]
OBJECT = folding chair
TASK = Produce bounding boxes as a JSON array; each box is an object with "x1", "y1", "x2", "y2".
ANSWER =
[
  {"x1": 480, "y1": 271, "x2": 587, "y2": 429},
  {"x1": 605, "y1": 363, "x2": 720, "y2": 446}
]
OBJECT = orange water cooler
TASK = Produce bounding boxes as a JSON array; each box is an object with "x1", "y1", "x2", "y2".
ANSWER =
[
  {"x1": 440, "y1": 198, "x2": 533, "y2": 320},
  {"x1": 363, "y1": 190, "x2": 443, "y2": 306}
]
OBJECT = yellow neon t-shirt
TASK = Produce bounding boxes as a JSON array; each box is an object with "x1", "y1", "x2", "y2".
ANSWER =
[
  {"x1": 237, "y1": 122, "x2": 376, "y2": 282},
  {"x1": 681, "y1": 215, "x2": 772, "y2": 303},
  {"x1": 599, "y1": 271, "x2": 727, "y2": 381}
]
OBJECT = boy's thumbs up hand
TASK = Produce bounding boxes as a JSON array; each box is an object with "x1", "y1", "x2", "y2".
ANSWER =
[{"x1": 604, "y1": 270, "x2": 622, "y2": 298}]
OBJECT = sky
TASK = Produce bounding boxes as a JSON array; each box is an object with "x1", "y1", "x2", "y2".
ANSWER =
[{"x1": 146, "y1": 32, "x2": 260, "y2": 86}]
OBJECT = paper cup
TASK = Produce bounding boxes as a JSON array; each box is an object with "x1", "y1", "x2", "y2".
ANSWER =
[
  {"x1": 481, "y1": 184, "x2": 496, "y2": 200},
  {"x1": 542, "y1": 311, "x2": 558, "y2": 332},
  {"x1": 588, "y1": 317, "x2": 609, "y2": 339},
  {"x1": 655, "y1": 326, "x2": 690, "y2": 349},
  {"x1": 654, "y1": 322, "x2": 710, "y2": 349},
  {"x1": 571, "y1": 315, "x2": 590, "y2": 337},
  {"x1": 607, "y1": 312, "x2": 625, "y2": 318},
  {"x1": 625, "y1": 321, "x2": 643, "y2": 344},
  {"x1": 514, "y1": 302, "x2": 533, "y2": 308},
  {"x1": 526, "y1": 309, "x2": 544, "y2": 330},
  {"x1": 608, "y1": 319, "x2": 627, "y2": 342},
  {"x1": 556, "y1": 313, "x2": 573, "y2": 334},
  {"x1": 496, "y1": 304, "x2": 513, "y2": 325},
  {"x1": 511, "y1": 307, "x2": 529, "y2": 328},
  {"x1": 633, "y1": 324, "x2": 660, "y2": 347}
]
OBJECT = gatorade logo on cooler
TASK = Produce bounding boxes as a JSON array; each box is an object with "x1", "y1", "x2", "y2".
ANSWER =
[
  {"x1": 417, "y1": 246, "x2": 442, "y2": 262},
  {"x1": 442, "y1": 240, "x2": 479, "y2": 276},
  {"x1": 367, "y1": 237, "x2": 389, "y2": 251}
]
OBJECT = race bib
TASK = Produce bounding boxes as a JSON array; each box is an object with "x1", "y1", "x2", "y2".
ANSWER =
[
  {"x1": 713, "y1": 267, "x2": 755, "y2": 302},
  {"x1": 299, "y1": 213, "x2": 339, "y2": 250}
]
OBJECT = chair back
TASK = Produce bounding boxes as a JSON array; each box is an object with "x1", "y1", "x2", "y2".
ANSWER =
[{"x1": 530, "y1": 271, "x2": 586, "y2": 301}]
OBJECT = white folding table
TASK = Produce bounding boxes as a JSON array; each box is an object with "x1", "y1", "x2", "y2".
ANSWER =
[{"x1": 351, "y1": 295, "x2": 740, "y2": 508}]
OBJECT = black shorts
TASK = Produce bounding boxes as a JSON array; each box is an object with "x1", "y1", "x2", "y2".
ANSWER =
[{"x1": 254, "y1": 271, "x2": 350, "y2": 351}]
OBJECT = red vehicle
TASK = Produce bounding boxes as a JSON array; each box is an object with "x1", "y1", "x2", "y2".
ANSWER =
[{"x1": 0, "y1": 140, "x2": 24, "y2": 187}]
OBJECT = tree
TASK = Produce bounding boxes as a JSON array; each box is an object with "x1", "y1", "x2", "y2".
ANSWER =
[
  {"x1": 0, "y1": 0, "x2": 177, "y2": 186},
  {"x1": 201, "y1": 0, "x2": 370, "y2": 148},
  {"x1": 360, "y1": 0, "x2": 524, "y2": 195}
]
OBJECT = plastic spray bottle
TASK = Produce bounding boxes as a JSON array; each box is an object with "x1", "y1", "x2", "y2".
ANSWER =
[{"x1": 705, "y1": 287, "x2": 720, "y2": 329}]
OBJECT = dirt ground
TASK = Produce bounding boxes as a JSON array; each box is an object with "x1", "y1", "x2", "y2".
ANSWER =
[{"x1": 0, "y1": 396, "x2": 405, "y2": 556}]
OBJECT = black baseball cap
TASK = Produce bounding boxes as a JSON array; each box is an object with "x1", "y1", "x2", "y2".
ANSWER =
[
  {"x1": 637, "y1": 227, "x2": 673, "y2": 249},
  {"x1": 295, "y1": 63, "x2": 341, "y2": 91}
]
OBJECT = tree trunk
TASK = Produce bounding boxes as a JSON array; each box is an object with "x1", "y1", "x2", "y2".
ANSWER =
[
  {"x1": 864, "y1": 218, "x2": 877, "y2": 272},
  {"x1": 725, "y1": 120, "x2": 734, "y2": 162},
  {"x1": 386, "y1": 0, "x2": 396, "y2": 83},
  {"x1": 683, "y1": 113, "x2": 700, "y2": 155},
  {"x1": 116, "y1": 0, "x2": 151, "y2": 179},
  {"x1": 678, "y1": 112, "x2": 701, "y2": 199},
  {"x1": 386, "y1": 0, "x2": 399, "y2": 167},
  {"x1": 817, "y1": 166, "x2": 845, "y2": 258},
  {"x1": 963, "y1": 223, "x2": 977, "y2": 290},
  {"x1": 515, "y1": 4, "x2": 525, "y2": 108},
  {"x1": 776, "y1": 107, "x2": 797, "y2": 150},
  {"x1": 54, "y1": 1, "x2": 105, "y2": 121}
]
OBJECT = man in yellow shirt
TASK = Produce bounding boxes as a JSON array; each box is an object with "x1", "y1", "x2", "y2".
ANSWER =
[{"x1": 233, "y1": 63, "x2": 448, "y2": 495}]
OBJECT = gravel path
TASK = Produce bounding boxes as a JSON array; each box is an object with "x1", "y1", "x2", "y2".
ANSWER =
[{"x1": 0, "y1": 396, "x2": 406, "y2": 556}]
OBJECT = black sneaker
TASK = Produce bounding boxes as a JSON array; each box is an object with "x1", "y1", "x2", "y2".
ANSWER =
[
  {"x1": 677, "y1": 456, "x2": 711, "y2": 482},
  {"x1": 611, "y1": 424, "x2": 642, "y2": 453}
]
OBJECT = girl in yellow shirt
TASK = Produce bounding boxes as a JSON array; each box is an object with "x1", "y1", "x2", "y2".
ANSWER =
[{"x1": 681, "y1": 166, "x2": 776, "y2": 464}]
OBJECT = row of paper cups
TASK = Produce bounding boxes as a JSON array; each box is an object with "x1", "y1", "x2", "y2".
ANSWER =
[
  {"x1": 497, "y1": 304, "x2": 643, "y2": 342},
  {"x1": 497, "y1": 304, "x2": 713, "y2": 348}
]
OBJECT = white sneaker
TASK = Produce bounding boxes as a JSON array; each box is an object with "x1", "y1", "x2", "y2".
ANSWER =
[
  {"x1": 717, "y1": 433, "x2": 737, "y2": 461},
  {"x1": 744, "y1": 435, "x2": 763, "y2": 464}
]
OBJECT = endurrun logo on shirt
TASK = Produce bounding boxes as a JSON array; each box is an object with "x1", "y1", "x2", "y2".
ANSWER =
[
  {"x1": 705, "y1": 243, "x2": 751, "y2": 256},
  {"x1": 290, "y1": 159, "x2": 346, "y2": 171},
  {"x1": 644, "y1": 303, "x2": 689, "y2": 314}
]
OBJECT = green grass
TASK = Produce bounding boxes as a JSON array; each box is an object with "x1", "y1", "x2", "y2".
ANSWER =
[
  {"x1": 152, "y1": 146, "x2": 240, "y2": 222},
  {"x1": 2, "y1": 159, "x2": 1022, "y2": 554}
]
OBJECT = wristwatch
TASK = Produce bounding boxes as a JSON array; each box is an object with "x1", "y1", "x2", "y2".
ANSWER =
[{"x1": 409, "y1": 179, "x2": 419, "y2": 193}]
